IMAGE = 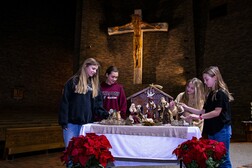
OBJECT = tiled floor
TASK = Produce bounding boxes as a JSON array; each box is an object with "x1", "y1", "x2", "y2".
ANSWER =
[
  {"x1": 0, "y1": 150, "x2": 65, "y2": 168},
  {"x1": 1, "y1": 143, "x2": 252, "y2": 168},
  {"x1": 0, "y1": 149, "x2": 179, "y2": 168}
]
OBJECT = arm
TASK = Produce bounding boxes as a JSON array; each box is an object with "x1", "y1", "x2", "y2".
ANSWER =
[
  {"x1": 94, "y1": 90, "x2": 109, "y2": 119},
  {"x1": 119, "y1": 86, "x2": 127, "y2": 119},
  {"x1": 174, "y1": 92, "x2": 203, "y2": 114},
  {"x1": 182, "y1": 103, "x2": 205, "y2": 115},
  {"x1": 58, "y1": 81, "x2": 71, "y2": 130},
  {"x1": 189, "y1": 107, "x2": 222, "y2": 120},
  {"x1": 187, "y1": 91, "x2": 225, "y2": 120}
]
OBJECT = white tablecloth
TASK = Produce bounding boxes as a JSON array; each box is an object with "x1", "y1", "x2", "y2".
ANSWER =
[{"x1": 79, "y1": 123, "x2": 201, "y2": 165}]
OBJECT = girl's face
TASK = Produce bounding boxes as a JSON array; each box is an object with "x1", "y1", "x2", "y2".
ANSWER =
[
  {"x1": 86, "y1": 65, "x2": 98, "y2": 77},
  {"x1": 186, "y1": 82, "x2": 195, "y2": 95},
  {"x1": 106, "y1": 71, "x2": 118, "y2": 85},
  {"x1": 203, "y1": 73, "x2": 216, "y2": 89}
]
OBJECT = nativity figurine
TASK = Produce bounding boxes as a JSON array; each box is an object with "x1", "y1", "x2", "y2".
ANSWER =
[
  {"x1": 158, "y1": 97, "x2": 173, "y2": 124},
  {"x1": 146, "y1": 97, "x2": 156, "y2": 119},
  {"x1": 129, "y1": 103, "x2": 141, "y2": 124}
]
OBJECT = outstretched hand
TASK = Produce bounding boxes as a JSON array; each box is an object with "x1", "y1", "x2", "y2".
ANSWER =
[
  {"x1": 178, "y1": 102, "x2": 189, "y2": 110},
  {"x1": 185, "y1": 114, "x2": 199, "y2": 120}
]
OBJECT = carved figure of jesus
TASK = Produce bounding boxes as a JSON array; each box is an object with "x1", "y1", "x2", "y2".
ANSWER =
[{"x1": 108, "y1": 9, "x2": 168, "y2": 84}]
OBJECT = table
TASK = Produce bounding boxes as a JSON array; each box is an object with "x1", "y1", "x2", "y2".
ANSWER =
[{"x1": 80, "y1": 123, "x2": 201, "y2": 166}]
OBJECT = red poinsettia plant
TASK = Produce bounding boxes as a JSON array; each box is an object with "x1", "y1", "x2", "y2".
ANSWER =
[
  {"x1": 61, "y1": 133, "x2": 114, "y2": 168},
  {"x1": 172, "y1": 137, "x2": 226, "y2": 168}
]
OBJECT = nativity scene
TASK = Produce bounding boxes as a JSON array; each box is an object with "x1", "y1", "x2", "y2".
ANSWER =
[{"x1": 100, "y1": 84, "x2": 189, "y2": 126}]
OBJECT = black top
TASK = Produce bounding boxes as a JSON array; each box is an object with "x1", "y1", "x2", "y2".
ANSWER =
[
  {"x1": 58, "y1": 77, "x2": 108, "y2": 129},
  {"x1": 203, "y1": 90, "x2": 232, "y2": 135}
]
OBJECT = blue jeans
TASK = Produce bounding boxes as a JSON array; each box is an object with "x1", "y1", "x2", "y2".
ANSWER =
[
  {"x1": 63, "y1": 123, "x2": 83, "y2": 147},
  {"x1": 208, "y1": 124, "x2": 232, "y2": 168}
]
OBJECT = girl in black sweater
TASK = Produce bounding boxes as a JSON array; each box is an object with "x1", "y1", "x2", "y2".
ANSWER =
[{"x1": 58, "y1": 58, "x2": 108, "y2": 147}]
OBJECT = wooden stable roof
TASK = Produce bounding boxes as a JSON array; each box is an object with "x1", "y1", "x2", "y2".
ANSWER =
[{"x1": 127, "y1": 84, "x2": 173, "y2": 100}]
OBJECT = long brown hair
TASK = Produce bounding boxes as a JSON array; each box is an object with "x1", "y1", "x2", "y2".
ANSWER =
[
  {"x1": 203, "y1": 66, "x2": 234, "y2": 102},
  {"x1": 74, "y1": 58, "x2": 100, "y2": 98}
]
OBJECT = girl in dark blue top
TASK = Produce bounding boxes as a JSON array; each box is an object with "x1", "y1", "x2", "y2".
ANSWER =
[{"x1": 58, "y1": 58, "x2": 108, "y2": 148}]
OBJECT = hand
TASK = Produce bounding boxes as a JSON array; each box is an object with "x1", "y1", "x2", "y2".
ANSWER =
[
  {"x1": 181, "y1": 115, "x2": 192, "y2": 123},
  {"x1": 180, "y1": 115, "x2": 186, "y2": 120},
  {"x1": 103, "y1": 112, "x2": 109, "y2": 119},
  {"x1": 179, "y1": 103, "x2": 189, "y2": 110},
  {"x1": 188, "y1": 114, "x2": 199, "y2": 120}
]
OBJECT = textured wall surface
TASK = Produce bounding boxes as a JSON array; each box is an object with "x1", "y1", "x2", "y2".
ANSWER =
[
  {"x1": 203, "y1": 0, "x2": 252, "y2": 135},
  {"x1": 81, "y1": 0, "x2": 196, "y2": 96},
  {"x1": 0, "y1": 1, "x2": 75, "y2": 111},
  {"x1": 0, "y1": 0, "x2": 251, "y2": 138},
  {"x1": 80, "y1": 0, "x2": 252, "y2": 137}
]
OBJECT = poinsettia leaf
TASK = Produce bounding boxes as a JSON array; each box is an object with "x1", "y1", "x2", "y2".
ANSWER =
[
  {"x1": 173, "y1": 136, "x2": 226, "y2": 168},
  {"x1": 78, "y1": 154, "x2": 90, "y2": 167},
  {"x1": 60, "y1": 133, "x2": 114, "y2": 168}
]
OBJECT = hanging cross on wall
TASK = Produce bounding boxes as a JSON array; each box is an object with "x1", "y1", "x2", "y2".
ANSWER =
[{"x1": 108, "y1": 9, "x2": 168, "y2": 84}]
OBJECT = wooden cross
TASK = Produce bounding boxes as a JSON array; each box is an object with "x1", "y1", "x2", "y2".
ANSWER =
[{"x1": 108, "y1": 9, "x2": 168, "y2": 84}]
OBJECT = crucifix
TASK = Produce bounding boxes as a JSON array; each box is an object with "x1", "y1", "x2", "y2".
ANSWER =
[{"x1": 108, "y1": 9, "x2": 168, "y2": 84}]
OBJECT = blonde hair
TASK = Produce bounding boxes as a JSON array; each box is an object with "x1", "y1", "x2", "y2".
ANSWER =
[
  {"x1": 203, "y1": 66, "x2": 234, "y2": 102},
  {"x1": 180, "y1": 77, "x2": 205, "y2": 109},
  {"x1": 74, "y1": 58, "x2": 100, "y2": 98}
]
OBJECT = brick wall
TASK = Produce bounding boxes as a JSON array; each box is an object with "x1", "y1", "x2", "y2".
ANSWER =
[
  {"x1": 81, "y1": 0, "x2": 196, "y2": 96},
  {"x1": 0, "y1": 1, "x2": 75, "y2": 111},
  {"x1": 0, "y1": 0, "x2": 251, "y2": 139},
  {"x1": 80, "y1": 0, "x2": 252, "y2": 138},
  {"x1": 204, "y1": 0, "x2": 252, "y2": 137}
]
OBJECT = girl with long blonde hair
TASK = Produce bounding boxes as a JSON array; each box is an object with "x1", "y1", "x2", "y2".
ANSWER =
[
  {"x1": 59, "y1": 58, "x2": 109, "y2": 148},
  {"x1": 74, "y1": 58, "x2": 100, "y2": 97},
  {"x1": 174, "y1": 78, "x2": 205, "y2": 131},
  {"x1": 182, "y1": 66, "x2": 234, "y2": 168}
]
